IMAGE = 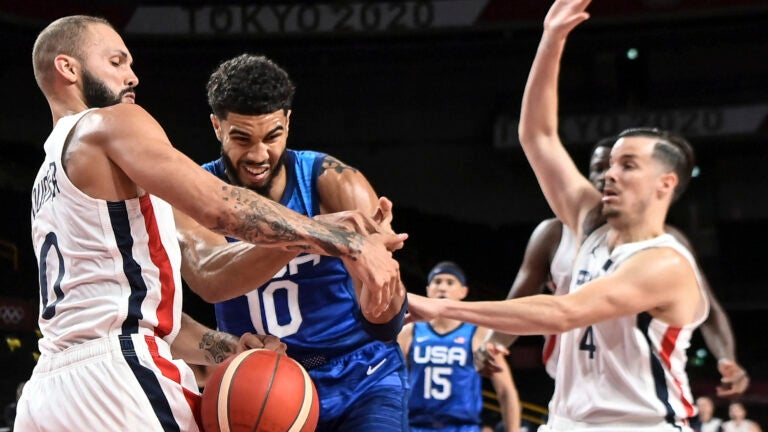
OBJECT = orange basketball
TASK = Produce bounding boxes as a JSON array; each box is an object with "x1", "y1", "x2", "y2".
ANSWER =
[{"x1": 200, "y1": 349, "x2": 319, "y2": 432}]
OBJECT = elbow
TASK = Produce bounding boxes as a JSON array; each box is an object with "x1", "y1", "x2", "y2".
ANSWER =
[
  {"x1": 547, "y1": 302, "x2": 582, "y2": 333},
  {"x1": 185, "y1": 279, "x2": 226, "y2": 304}
]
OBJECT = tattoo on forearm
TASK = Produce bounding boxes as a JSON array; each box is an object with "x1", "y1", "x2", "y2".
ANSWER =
[
  {"x1": 321, "y1": 156, "x2": 358, "y2": 175},
  {"x1": 212, "y1": 185, "x2": 363, "y2": 259},
  {"x1": 200, "y1": 331, "x2": 237, "y2": 364}
]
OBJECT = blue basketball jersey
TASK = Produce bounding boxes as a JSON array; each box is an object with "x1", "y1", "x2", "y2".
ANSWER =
[
  {"x1": 201, "y1": 150, "x2": 376, "y2": 366},
  {"x1": 408, "y1": 322, "x2": 482, "y2": 429}
]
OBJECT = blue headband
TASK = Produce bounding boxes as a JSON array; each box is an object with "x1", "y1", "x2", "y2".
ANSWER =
[{"x1": 427, "y1": 261, "x2": 467, "y2": 286}]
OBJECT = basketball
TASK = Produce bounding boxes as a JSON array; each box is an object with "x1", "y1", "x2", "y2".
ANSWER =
[{"x1": 200, "y1": 349, "x2": 319, "y2": 432}]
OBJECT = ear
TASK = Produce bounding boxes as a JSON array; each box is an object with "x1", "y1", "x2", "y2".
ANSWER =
[
  {"x1": 210, "y1": 114, "x2": 222, "y2": 142},
  {"x1": 53, "y1": 54, "x2": 79, "y2": 84},
  {"x1": 658, "y1": 172, "x2": 678, "y2": 199},
  {"x1": 458, "y1": 285, "x2": 469, "y2": 301},
  {"x1": 285, "y1": 109, "x2": 291, "y2": 131}
]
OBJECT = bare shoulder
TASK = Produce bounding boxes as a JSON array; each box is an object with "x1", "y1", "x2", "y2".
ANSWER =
[
  {"x1": 397, "y1": 322, "x2": 414, "y2": 352},
  {"x1": 77, "y1": 104, "x2": 163, "y2": 143},
  {"x1": 624, "y1": 247, "x2": 697, "y2": 281},
  {"x1": 318, "y1": 154, "x2": 360, "y2": 176},
  {"x1": 532, "y1": 218, "x2": 563, "y2": 242}
]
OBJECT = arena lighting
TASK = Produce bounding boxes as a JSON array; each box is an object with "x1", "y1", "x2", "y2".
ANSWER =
[{"x1": 692, "y1": 166, "x2": 701, "y2": 178}]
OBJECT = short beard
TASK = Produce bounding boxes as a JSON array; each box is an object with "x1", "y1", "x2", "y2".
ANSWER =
[
  {"x1": 82, "y1": 68, "x2": 131, "y2": 108},
  {"x1": 221, "y1": 149, "x2": 286, "y2": 198}
]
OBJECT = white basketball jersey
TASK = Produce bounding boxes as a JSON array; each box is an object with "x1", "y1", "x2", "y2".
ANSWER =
[
  {"x1": 542, "y1": 224, "x2": 576, "y2": 378},
  {"x1": 547, "y1": 224, "x2": 707, "y2": 429},
  {"x1": 30, "y1": 110, "x2": 183, "y2": 355}
]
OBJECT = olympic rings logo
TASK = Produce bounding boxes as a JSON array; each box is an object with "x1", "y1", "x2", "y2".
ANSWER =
[{"x1": 0, "y1": 306, "x2": 25, "y2": 324}]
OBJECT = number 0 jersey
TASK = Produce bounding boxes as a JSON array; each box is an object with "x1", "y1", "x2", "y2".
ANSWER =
[
  {"x1": 31, "y1": 110, "x2": 184, "y2": 354},
  {"x1": 407, "y1": 322, "x2": 482, "y2": 429},
  {"x1": 202, "y1": 150, "x2": 378, "y2": 366},
  {"x1": 548, "y1": 224, "x2": 708, "y2": 429}
]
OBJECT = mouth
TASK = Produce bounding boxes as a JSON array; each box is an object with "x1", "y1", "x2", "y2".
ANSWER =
[
  {"x1": 601, "y1": 187, "x2": 618, "y2": 204},
  {"x1": 122, "y1": 92, "x2": 136, "y2": 104},
  {"x1": 242, "y1": 164, "x2": 269, "y2": 183}
]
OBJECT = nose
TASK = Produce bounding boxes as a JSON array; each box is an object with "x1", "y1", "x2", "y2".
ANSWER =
[
  {"x1": 246, "y1": 142, "x2": 269, "y2": 163},
  {"x1": 126, "y1": 68, "x2": 139, "y2": 88}
]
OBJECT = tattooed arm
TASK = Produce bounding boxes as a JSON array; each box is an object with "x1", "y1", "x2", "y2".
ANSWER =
[
  {"x1": 87, "y1": 104, "x2": 405, "y2": 316},
  {"x1": 171, "y1": 313, "x2": 286, "y2": 365}
]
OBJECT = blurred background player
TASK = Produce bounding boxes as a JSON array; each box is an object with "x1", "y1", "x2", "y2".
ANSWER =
[
  {"x1": 722, "y1": 402, "x2": 763, "y2": 432},
  {"x1": 399, "y1": 261, "x2": 520, "y2": 432}
]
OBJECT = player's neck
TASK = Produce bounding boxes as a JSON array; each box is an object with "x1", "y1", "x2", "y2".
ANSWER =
[
  {"x1": 607, "y1": 217, "x2": 666, "y2": 249},
  {"x1": 429, "y1": 317, "x2": 462, "y2": 334}
]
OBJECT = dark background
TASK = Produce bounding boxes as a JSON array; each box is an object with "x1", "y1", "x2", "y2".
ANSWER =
[{"x1": 1, "y1": 0, "x2": 767, "y2": 427}]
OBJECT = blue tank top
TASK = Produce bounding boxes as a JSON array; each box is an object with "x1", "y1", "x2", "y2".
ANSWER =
[
  {"x1": 201, "y1": 150, "x2": 373, "y2": 367},
  {"x1": 408, "y1": 322, "x2": 482, "y2": 428}
]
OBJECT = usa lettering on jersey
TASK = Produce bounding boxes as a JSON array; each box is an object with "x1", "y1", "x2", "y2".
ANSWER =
[{"x1": 412, "y1": 345, "x2": 468, "y2": 366}]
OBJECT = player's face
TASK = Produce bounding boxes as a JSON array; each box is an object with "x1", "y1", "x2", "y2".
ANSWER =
[
  {"x1": 212, "y1": 110, "x2": 290, "y2": 201},
  {"x1": 588, "y1": 145, "x2": 611, "y2": 192},
  {"x1": 601, "y1": 137, "x2": 665, "y2": 220},
  {"x1": 426, "y1": 274, "x2": 467, "y2": 301},
  {"x1": 79, "y1": 23, "x2": 138, "y2": 107},
  {"x1": 696, "y1": 398, "x2": 714, "y2": 420},
  {"x1": 728, "y1": 403, "x2": 746, "y2": 420}
]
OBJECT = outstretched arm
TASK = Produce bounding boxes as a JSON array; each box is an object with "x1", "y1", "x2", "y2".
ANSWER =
[
  {"x1": 517, "y1": 0, "x2": 601, "y2": 234},
  {"x1": 487, "y1": 219, "x2": 563, "y2": 347},
  {"x1": 408, "y1": 247, "x2": 702, "y2": 335},
  {"x1": 476, "y1": 219, "x2": 563, "y2": 375},
  {"x1": 177, "y1": 208, "x2": 298, "y2": 303}
]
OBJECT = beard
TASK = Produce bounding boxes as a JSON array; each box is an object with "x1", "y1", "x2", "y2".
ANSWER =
[
  {"x1": 221, "y1": 148, "x2": 286, "y2": 198},
  {"x1": 82, "y1": 68, "x2": 133, "y2": 108}
]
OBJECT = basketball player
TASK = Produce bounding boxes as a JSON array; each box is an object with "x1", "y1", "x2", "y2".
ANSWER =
[
  {"x1": 182, "y1": 54, "x2": 409, "y2": 431},
  {"x1": 21, "y1": 16, "x2": 403, "y2": 432},
  {"x1": 407, "y1": 0, "x2": 708, "y2": 429},
  {"x1": 476, "y1": 138, "x2": 749, "y2": 398},
  {"x1": 398, "y1": 262, "x2": 520, "y2": 432}
]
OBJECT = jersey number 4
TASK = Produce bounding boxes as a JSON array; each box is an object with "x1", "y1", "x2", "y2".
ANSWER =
[{"x1": 579, "y1": 325, "x2": 597, "y2": 359}]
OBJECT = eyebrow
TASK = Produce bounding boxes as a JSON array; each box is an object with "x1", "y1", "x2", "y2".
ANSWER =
[{"x1": 230, "y1": 124, "x2": 284, "y2": 138}]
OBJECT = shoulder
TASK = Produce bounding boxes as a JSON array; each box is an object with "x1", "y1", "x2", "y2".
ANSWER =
[
  {"x1": 397, "y1": 322, "x2": 415, "y2": 350},
  {"x1": 76, "y1": 104, "x2": 160, "y2": 141}
]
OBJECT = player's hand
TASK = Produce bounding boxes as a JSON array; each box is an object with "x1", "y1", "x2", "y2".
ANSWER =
[
  {"x1": 543, "y1": 0, "x2": 591, "y2": 37},
  {"x1": 474, "y1": 342, "x2": 509, "y2": 377},
  {"x1": 404, "y1": 293, "x2": 441, "y2": 324},
  {"x1": 237, "y1": 333, "x2": 287, "y2": 354},
  {"x1": 716, "y1": 359, "x2": 750, "y2": 398},
  {"x1": 314, "y1": 197, "x2": 406, "y2": 252},
  {"x1": 342, "y1": 233, "x2": 403, "y2": 318}
]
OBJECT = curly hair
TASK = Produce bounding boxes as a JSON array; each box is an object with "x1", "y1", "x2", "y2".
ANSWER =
[
  {"x1": 207, "y1": 54, "x2": 295, "y2": 119},
  {"x1": 617, "y1": 127, "x2": 695, "y2": 202}
]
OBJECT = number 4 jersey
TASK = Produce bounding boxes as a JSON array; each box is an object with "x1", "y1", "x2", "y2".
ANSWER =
[{"x1": 548, "y1": 224, "x2": 708, "y2": 429}]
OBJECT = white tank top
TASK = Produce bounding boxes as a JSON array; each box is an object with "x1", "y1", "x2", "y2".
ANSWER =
[
  {"x1": 31, "y1": 110, "x2": 183, "y2": 355},
  {"x1": 542, "y1": 224, "x2": 576, "y2": 378},
  {"x1": 547, "y1": 224, "x2": 708, "y2": 428}
]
